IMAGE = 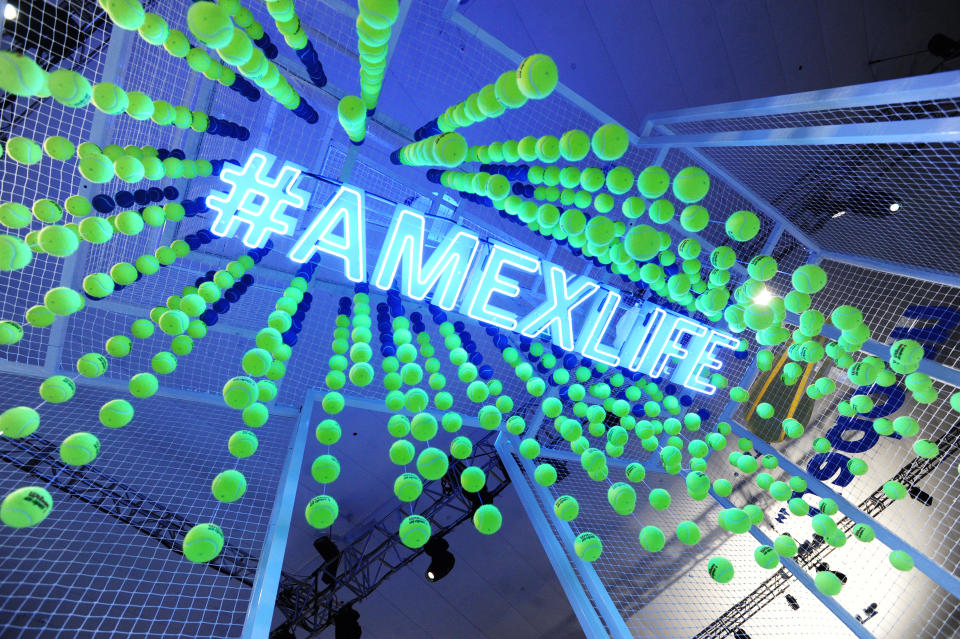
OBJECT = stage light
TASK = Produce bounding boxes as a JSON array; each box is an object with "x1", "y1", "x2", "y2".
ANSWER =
[
  {"x1": 753, "y1": 287, "x2": 773, "y2": 305},
  {"x1": 4, "y1": 3, "x2": 17, "y2": 21},
  {"x1": 424, "y1": 536, "x2": 455, "y2": 582},
  {"x1": 334, "y1": 604, "x2": 362, "y2": 639}
]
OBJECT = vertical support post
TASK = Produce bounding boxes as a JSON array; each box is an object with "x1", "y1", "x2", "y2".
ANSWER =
[
  {"x1": 498, "y1": 434, "x2": 633, "y2": 638},
  {"x1": 242, "y1": 391, "x2": 317, "y2": 638},
  {"x1": 495, "y1": 434, "x2": 623, "y2": 639},
  {"x1": 708, "y1": 490, "x2": 878, "y2": 639}
]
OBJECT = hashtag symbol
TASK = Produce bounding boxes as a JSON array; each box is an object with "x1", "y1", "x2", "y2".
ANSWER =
[{"x1": 207, "y1": 150, "x2": 311, "y2": 248}]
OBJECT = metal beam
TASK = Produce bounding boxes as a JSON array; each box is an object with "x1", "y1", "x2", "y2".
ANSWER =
[
  {"x1": 817, "y1": 251, "x2": 960, "y2": 289},
  {"x1": 709, "y1": 490, "x2": 877, "y2": 639},
  {"x1": 637, "y1": 117, "x2": 960, "y2": 148},
  {"x1": 243, "y1": 391, "x2": 315, "y2": 638},
  {"x1": 728, "y1": 417, "x2": 960, "y2": 603},
  {"x1": 647, "y1": 70, "x2": 960, "y2": 125},
  {"x1": 496, "y1": 434, "x2": 614, "y2": 639}
]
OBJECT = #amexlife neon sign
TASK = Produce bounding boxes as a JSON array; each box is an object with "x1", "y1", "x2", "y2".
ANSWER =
[{"x1": 207, "y1": 150, "x2": 738, "y2": 395}]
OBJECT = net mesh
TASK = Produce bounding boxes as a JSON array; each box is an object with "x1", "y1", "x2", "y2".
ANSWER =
[{"x1": 2, "y1": 0, "x2": 960, "y2": 637}]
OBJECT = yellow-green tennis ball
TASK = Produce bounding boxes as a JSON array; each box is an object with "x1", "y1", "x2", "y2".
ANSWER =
[
  {"x1": 889, "y1": 338, "x2": 923, "y2": 374},
  {"x1": 128, "y1": 319, "x2": 153, "y2": 340},
  {"x1": 197, "y1": 281, "x2": 221, "y2": 304},
  {"x1": 250, "y1": 378, "x2": 273, "y2": 403},
  {"x1": 725, "y1": 210, "x2": 760, "y2": 242},
  {"x1": 750, "y1": 545, "x2": 778, "y2": 570},
  {"x1": 671, "y1": 520, "x2": 699, "y2": 546},
  {"x1": 91, "y1": 82, "x2": 128, "y2": 114},
  {"x1": 60, "y1": 432, "x2": 100, "y2": 466},
  {"x1": 636, "y1": 166, "x2": 668, "y2": 199},
  {"x1": 459, "y1": 465, "x2": 486, "y2": 493},
  {"x1": 47, "y1": 69, "x2": 93, "y2": 108},
  {"x1": 0, "y1": 202, "x2": 32, "y2": 229},
  {"x1": 158, "y1": 309, "x2": 188, "y2": 336},
  {"x1": 814, "y1": 570, "x2": 842, "y2": 596},
  {"x1": 37, "y1": 225, "x2": 79, "y2": 258},
  {"x1": 630, "y1": 525, "x2": 664, "y2": 555},
  {"x1": 127, "y1": 372, "x2": 158, "y2": 398},
  {"x1": 77, "y1": 216, "x2": 112, "y2": 244},
  {"x1": 24, "y1": 305, "x2": 53, "y2": 328},
  {"x1": 255, "y1": 327, "x2": 282, "y2": 353},
  {"x1": 434, "y1": 391, "x2": 453, "y2": 409},
  {"x1": 0, "y1": 234, "x2": 31, "y2": 271},
  {"x1": 1, "y1": 486, "x2": 53, "y2": 528},
  {"x1": 531, "y1": 463, "x2": 557, "y2": 487},
  {"x1": 138, "y1": 12, "x2": 169, "y2": 44},
  {"x1": 124, "y1": 90, "x2": 153, "y2": 119},
  {"x1": 229, "y1": 430, "x2": 259, "y2": 458},
  {"x1": 0, "y1": 51, "x2": 46, "y2": 97},
  {"x1": 394, "y1": 472, "x2": 423, "y2": 502},
  {"x1": 606, "y1": 482, "x2": 637, "y2": 515},
  {"x1": 494, "y1": 70, "x2": 527, "y2": 110},
  {"x1": 707, "y1": 556, "x2": 734, "y2": 583},
  {"x1": 211, "y1": 469, "x2": 247, "y2": 503},
  {"x1": 848, "y1": 523, "x2": 874, "y2": 544},
  {"x1": 182, "y1": 522, "x2": 225, "y2": 562},
  {"x1": 472, "y1": 503, "x2": 502, "y2": 535},
  {"x1": 554, "y1": 495, "x2": 579, "y2": 521},
  {"x1": 305, "y1": 494, "x2": 339, "y2": 529},
  {"x1": 187, "y1": 1, "x2": 234, "y2": 48},
  {"x1": 389, "y1": 440, "x2": 415, "y2": 466},
  {"x1": 591, "y1": 123, "x2": 629, "y2": 161},
  {"x1": 408, "y1": 413, "x2": 437, "y2": 442},
  {"x1": 558, "y1": 129, "x2": 589, "y2": 162},
  {"x1": 416, "y1": 446, "x2": 448, "y2": 481},
  {"x1": 677, "y1": 204, "x2": 707, "y2": 232},
  {"x1": 769, "y1": 536, "x2": 797, "y2": 559},
  {"x1": 516, "y1": 53, "x2": 558, "y2": 99},
  {"x1": 442, "y1": 412, "x2": 463, "y2": 433},
  {"x1": 886, "y1": 549, "x2": 914, "y2": 572},
  {"x1": 39, "y1": 375, "x2": 76, "y2": 403},
  {"x1": 105, "y1": 0, "x2": 146, "y2": 30},
  {"x1": 99, "y1": 398, "x2": 134, "y2": 428},
  {"x1": 114, "y1": 156, "x2": 145, "y2": 183},
  {"x1": 240, "y1": 348, "x2": 271, "y2": 377},
  {"x1": 222, "y1": 376, "x2": 257, "y2": 409},
  {"x1": 398, "y1": 513, "x2": 431, "y2": 549},
  {"x1": 789, "y1": 264, "x2": 826, "y2": 294},
  {"x1": 0, "y1": 406, "x2": 39, "y2": 438},
  {"x1": 358, "y1": 0, "x2": 399, "y2": 28},
  {"x1": 518, "y1": 437, "x2": 540, "y2": 460},
  {"x1": 672, "y1": 166, "x2": 709, "y2": 203},
  {"x1": 43, "y1": 136, "x2": 76, "y2": 161},
  {"x1": 73, "y1": 354, "x2": 106, "y2": 381},
  {"x1": 6, "y1": 136, "x2": 41, "y2": 164},
  {"x1": 78, "y1": 153, "x2": 115, "y2": 183},
  {"x1": 448, "y1": 435, "x2": 471, "y2": 460},
  {"x1": 913, "y1": 439, "x2": 939, "y2": 459},
  {"x1": 32, "y1": 199, "x2": 63, "y2": 224},
  {"x1": 44, "y1": 286, "x2": 83, "y2": 315},
  {"x1": 176, "y1": 293, "x2": 203, "y2": 318},
  {"x1": 646, "y1": 487, "x2": 670, "y2": 510},
  {"x1": 348, "y1": 362, "x2": 374, "y2": 386},
  {"x1": 322, "y1": 391, "x2": 345, "y2": 414}
]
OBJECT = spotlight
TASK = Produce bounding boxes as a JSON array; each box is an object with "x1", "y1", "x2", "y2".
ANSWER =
[
  {"x1": 334, "y1": 604, "x2": 362, "y2": 639},
  {"x1": 313, "y1": 536, "x2": 342, "y2": 587},
  {"x1": 888, "y1": 202, "x2": 901, "y2": 213},
  {"x1": 785, "y1": 594, "x2": 800, "y2": 611},
  {"x1": 752, "y1": 287, "x2": 773, "y2": 305},
  {"x1": 3, "y1": 3, "x2": 17, "y2": 21},
  {"x1": 423, "y1": 536, "x2": 455, "y2": 582}
]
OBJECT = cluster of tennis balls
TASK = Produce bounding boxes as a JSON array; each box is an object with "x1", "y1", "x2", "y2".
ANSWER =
[
  {"x1": 436, "y1": 53, "x2": 558, "y2": 135},
  {"x1": 399, "y1": 132, "x2": 469, "y2": 168},
  {"x1": 338, "y1": 95, "x2": 367, "y2": 145},
  {"x1": 187, "y1": 2, "x2": 302, "y2": 109},
  {"x1": 356, "y1": 0, "x2": 400, "y2": 111},
  {"x1": 325, "y1": 292, "x2": 378, "y2": 391},
  {"x1": 264, "y1": 0, "x2": 313, "y2": 51}
]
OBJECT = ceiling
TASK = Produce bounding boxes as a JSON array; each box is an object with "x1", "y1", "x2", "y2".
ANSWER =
[{"x1": 461, "y1": 0, "x2": 960, "y2": 133}]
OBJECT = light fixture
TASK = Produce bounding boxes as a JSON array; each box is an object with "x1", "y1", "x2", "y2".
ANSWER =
[
  {"x1": 888, "y1": 202, "x2": 901, "y2": 212},
  {"x1": 832, "y1": 210, "x2": 846, "y2": 218},
  {"x1": 752, "y1": 287, "x2": 773, "y2": 305},
  {"x1": 334, "y1": 604, "x2": 362, "y2": 639},
  {"x1": 423, "y1": 536, "x2": 455, "y2": 582},
  {"x1": 3, "y1": 3, "x2": 17, "y2": 21}
]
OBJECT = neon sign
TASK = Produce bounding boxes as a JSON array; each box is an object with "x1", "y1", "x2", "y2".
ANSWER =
[{"x1": 208, "y1": 150, "x2": 738, "y2": 394}]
